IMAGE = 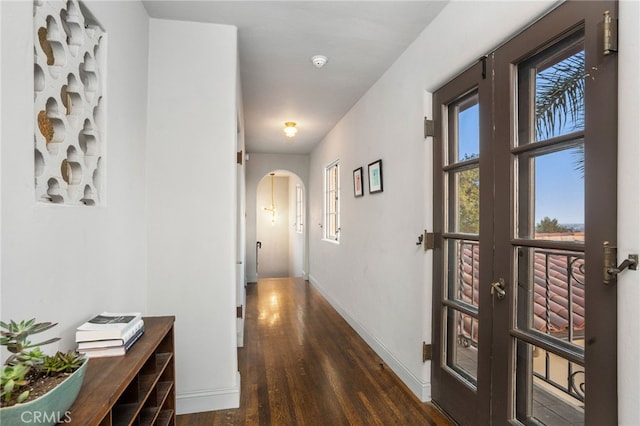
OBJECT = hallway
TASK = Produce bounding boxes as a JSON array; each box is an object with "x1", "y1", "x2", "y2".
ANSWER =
[{"x1": 177, "y1": 278, "x2": 452, "y2": 425}]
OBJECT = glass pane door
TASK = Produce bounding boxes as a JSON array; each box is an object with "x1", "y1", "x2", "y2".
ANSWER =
[
  {"x1": 492, "y1": 2, "x2": 618, "y2": 423},
  {"x1": 432, "y1": 1, "x2": 617, "y2": 426},
  {"x1": 432, "y1": 4, "x2": 617, "y2": 424},
  {"x1": 432, "y1": 60, "x2": 490, "y2": 426},
  {"x1": 513, "y1": 31, "x2": 587, "y2": 425},
  {"x1": 444, "y1": 92, "x2": 481, "y2": 385}
]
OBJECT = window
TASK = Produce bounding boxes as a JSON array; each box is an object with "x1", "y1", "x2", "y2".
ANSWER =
[
  {"x1": 295, "y1": 184, "x2": 304, "y2": 234},
  {"x1": 324, "y1": 160, "x2": 340, "y2": 241}
]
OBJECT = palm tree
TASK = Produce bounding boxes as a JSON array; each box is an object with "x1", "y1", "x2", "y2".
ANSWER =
[
  {"x1": 535, "y1": 51, "x2": 585, "y2": 139},
  {"x1": 535, "y1": 50, "x2": 585, "y2": 176},
  {"x1": 535, "y1": 51, "x2": 585, "y2": 172}
]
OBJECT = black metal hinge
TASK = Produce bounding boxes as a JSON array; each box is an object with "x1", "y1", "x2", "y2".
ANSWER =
[{"x1": 480, "y1": 55, "x2": 488, "y2": 80}]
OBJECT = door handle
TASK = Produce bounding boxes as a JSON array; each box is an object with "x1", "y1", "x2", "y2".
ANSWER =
[
  {"x1": 603, "y1": 241, "x2": 638, "y2": 284},
  {"x1": 490, "y1": 279, "x2": 506, "y2": 300}
]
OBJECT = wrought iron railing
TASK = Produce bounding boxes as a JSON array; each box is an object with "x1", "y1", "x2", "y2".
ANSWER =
[
  {"x1": 457, "y1": 240, "x2": 479, "y2": 348},
  {"x1": 532, "y1": 248, "x2": 585, "y2": 403},
  {"x1": 455, "y1": 241, "x2": 585, "y2": 403}
]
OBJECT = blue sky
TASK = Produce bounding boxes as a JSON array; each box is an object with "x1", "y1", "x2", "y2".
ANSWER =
[{"x1": 458, "y1": 104, "x2": 584, "y2": 225}]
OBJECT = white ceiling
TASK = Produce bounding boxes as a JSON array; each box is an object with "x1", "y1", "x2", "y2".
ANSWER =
[{"x1": 142, "y1": 1, "x2": 448, "y2": 154}]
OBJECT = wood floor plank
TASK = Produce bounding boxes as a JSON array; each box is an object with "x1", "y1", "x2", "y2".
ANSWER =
[{"x1": 177, "y1": 278, "x2": 453, "y2": 425}]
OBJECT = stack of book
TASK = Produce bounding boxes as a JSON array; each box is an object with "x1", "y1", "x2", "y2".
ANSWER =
[{"x1": 76, "y1": 312, "x2": 145, "y2": 358}]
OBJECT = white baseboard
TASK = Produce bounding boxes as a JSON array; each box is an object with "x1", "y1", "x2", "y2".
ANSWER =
[
  {"x1": 308, "y1": 275, "x2": 431, "y2": 402},
  {"x1": 176, "y1": 372, "x2": 241, "y2": 415}
]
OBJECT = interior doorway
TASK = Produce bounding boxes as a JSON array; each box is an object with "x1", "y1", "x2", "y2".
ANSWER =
[{"x1": 256, "y1": 170, "x2": 305, "y2": 279}]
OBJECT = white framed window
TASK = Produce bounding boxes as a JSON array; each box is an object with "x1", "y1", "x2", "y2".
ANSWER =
[
  {"x1": 324, "y1": 160, "x2": 340, "y2": 242},
  {"x1": 295, "y1": 184, "x2": 304, "y2": 234}
]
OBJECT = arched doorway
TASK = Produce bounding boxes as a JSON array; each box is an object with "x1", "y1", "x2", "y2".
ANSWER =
[{"x1": 255, "y1": 170, "x2": 305, "y2": 279}]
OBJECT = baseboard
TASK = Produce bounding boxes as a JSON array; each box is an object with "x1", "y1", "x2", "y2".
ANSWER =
[
  {"x1": 176, "y1": 372, "x2": 241, "y2": 415},
  {"x1": 308, "y1": 275, "x2": 431, "y2": 402}
]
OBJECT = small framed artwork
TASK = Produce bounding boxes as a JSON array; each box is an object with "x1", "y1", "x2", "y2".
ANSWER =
[
  {"x1": 368, "y1": 159, "x2": 383, "y2": 194},
  {"x1": 353, "y1": 167, "x2": 364, "y2": 197}
]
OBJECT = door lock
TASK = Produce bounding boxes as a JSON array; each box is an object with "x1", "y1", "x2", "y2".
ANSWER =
[{"x1": 490, "y1": 279, "x2": 506, "y2": 300}]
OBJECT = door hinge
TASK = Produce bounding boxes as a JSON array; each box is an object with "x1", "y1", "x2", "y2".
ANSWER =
[
  {"x1": 424, "y1": 117, "x2": 434, "y2": 138},
  {"x1": 603, "y1": 10, "x2": 618, "y2": 55},
  {"x1": 423, "y1": 342, "x2": 432, "y2": 362},
  {"x1": 236, "y1": 305, "x2": 243, "y2": 319},
  {"x1": 423, "y1": 231, "x2": 435, "y2": 251}
]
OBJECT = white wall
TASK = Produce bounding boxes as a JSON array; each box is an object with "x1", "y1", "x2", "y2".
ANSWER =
[
  {"x1": 1, "y1": 0, "x2": 149, "y2": 350},
  {"x1": 0, "y1": 2, "x2": 3, "y2": 327},
  {"x1": 245, "y1": 153, "x2": 309, "y2": 282},
  {"x1": 145, "y1": 18, "x2": 240, "y2": 414},
  {"x1": 256, "y1": 175, "x2": 290, "y2": 278},
  {"x1": 308, "y1": 0, "x2": 640, "y2": 403},
  {"x1": 617, "y1": 1, "x2": 640, "y2": 423}
]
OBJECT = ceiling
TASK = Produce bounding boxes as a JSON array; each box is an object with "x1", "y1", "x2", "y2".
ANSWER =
[{"x1": 142, "y1": 1, "x2": 448, "y2": 155}]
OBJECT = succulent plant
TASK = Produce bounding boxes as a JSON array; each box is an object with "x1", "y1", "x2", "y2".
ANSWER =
[
  {"x1": 14, "y1": 348, "x2": 46, "y2": 367},
  {"x1": 38, "y1": 351, "x2": 85, "y2": 375},
  {"x1": 0, "y1": 364, "x2": 30, "y2": 403},
  {"x1": 0, "y1": 318, "x2": 85, "y2": 406},
  {"x1": 0, "y1": 319, "x2": 60, "y2": 365}
]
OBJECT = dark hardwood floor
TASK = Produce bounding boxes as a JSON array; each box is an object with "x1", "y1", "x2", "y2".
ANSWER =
[{"x1": 177, "y1": 277, "x2": 453, "y2": 425}]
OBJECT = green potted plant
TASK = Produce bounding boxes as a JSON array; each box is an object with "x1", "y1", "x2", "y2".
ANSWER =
[{"x1": 0, "y1": 319, "x2": 87, "y2": 425}]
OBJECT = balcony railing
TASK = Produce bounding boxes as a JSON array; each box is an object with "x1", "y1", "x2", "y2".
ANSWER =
[
  {"x1": 456, "y1": 240, "x2": 585, "y2": 403},
  {"x1": 532, "y1": 248, "x2": 585, "y2": 403}
]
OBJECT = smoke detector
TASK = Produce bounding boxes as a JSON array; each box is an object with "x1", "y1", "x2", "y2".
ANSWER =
[{"x1": 311, "y1": 55, "x2": 328, "y2": 68}]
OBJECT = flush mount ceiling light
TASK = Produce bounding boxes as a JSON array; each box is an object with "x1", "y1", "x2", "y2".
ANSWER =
[
  {"x1": 283, "y1": 121, "x2": 298, "y2": 138},
  {"x1": 311, "y1": 55, "x2": 328, "y2": 68}
]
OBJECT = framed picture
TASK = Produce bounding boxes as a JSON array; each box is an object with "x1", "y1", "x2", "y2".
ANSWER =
[
  {"x1": 353, "y1": 167, "x2": 364, "y2": 197},
  {"x1": 368, "y1": 159, "x2": 383, "y2": 194}
]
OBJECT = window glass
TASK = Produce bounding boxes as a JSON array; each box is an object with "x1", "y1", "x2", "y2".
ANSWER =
[
  {"x1": 457, "y1": 95, "x2": 480, "y2": 162},
  {"x1": 535, "y1": 48, "x2": 585, "y2": 142},
  {"x1": 325, "y1": 161, "x2": 340, "y2": 241}
]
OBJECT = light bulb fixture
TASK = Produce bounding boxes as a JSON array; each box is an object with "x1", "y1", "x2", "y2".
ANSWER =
[
  {"x1": 264, "y1": 173, "x2": 276, "y2": 224},
  {"x1": 283, "y1": 121, "x2": 297, "y2": 138}
]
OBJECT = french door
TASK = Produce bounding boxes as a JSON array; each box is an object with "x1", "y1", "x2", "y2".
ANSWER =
[{"x1": 431, "y1": 2, "x2": 618, "y2": 425}]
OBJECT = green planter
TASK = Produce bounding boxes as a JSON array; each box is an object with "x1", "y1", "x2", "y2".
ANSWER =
[{"x1": 0, "y1": 360, "x2": 88, "y2": 426}]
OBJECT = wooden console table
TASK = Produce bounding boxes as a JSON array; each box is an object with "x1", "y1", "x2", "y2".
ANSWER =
[{"x1": 65, "y1": 316, "x2": 176, "y2": 426}]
